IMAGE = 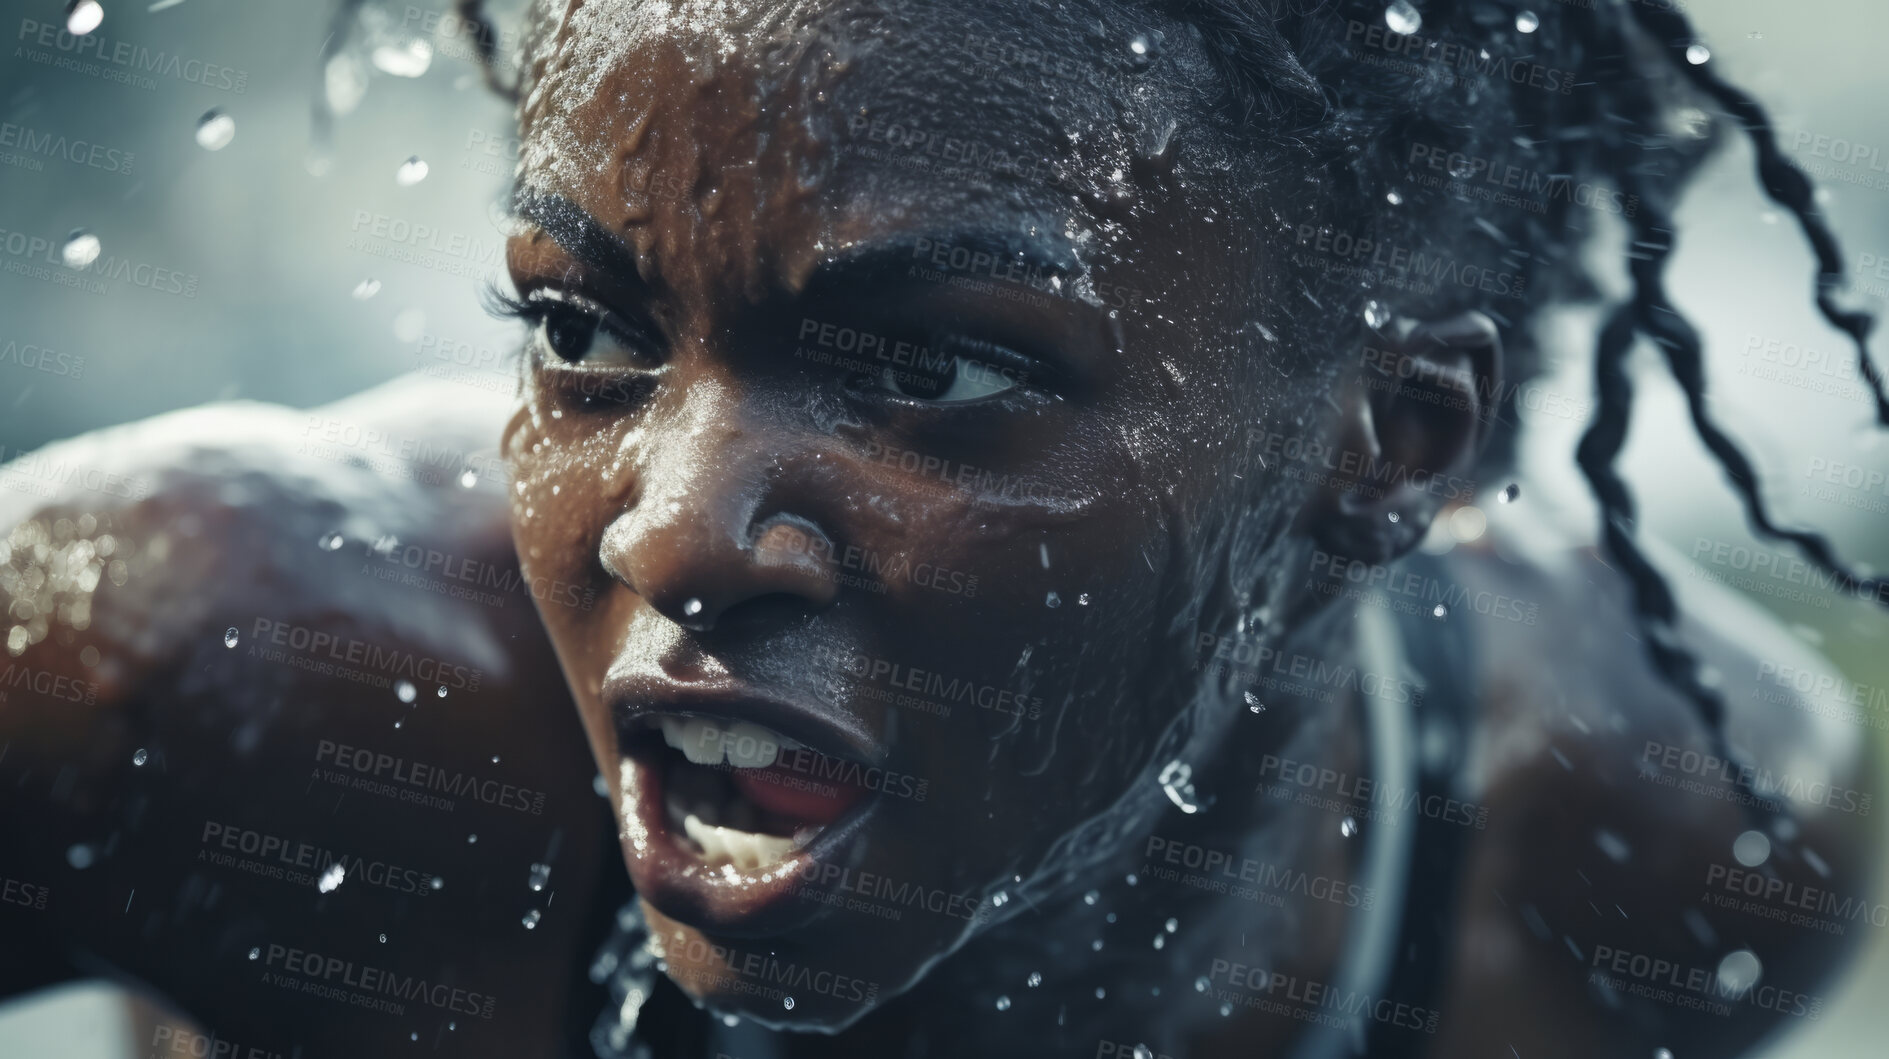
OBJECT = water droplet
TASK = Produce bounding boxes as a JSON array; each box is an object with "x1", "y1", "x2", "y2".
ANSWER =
[
  {"x1": 1092, "y1": 938, "x2": 1105, "y2": 951},
  {"x1": 1127, "y1": 32, "x2": 1163, "y2": 67},
  {"x1": 995, "y1": 995, "x2": 1011, "y2": 1011},
  {"x1": 371, "y1": 37, "x2": 433, "y2": 78},
  {"x1": 353, "y1": 278, "x2": 381, "y2": 300},
  {"x1": 1027, "y1": 972, "x2": 1043, "y2": 987},
  {"x1": 782, "y1": 996, "x2": 796, "y2": 1011},
  {"x1": 378, "y1": 933, "x2": 388, "y2": 943},
  {"x1": 1430, "y1": 603, "x2": 1449, "y2": 619},
  {"x1": 1385, "y1": 1, "x2": 1421, "y2": 35},
  {"x1": 395, "y1": 680, "x2": 417, "y2": 704},
  {"x1": 393, "y1": 307, "x2": 426, "y2": 342},
  {"x1": 318, "y1": 863, "x2": 346, "y2": 893},
  {"x1": 682, "y1": 597, "x2": 705, "y2": 617},
  {"x1": 1386, "y1": 511, "x2": 1401, "y2": 524},
  {"x1": 1654, "y1": 1049, "x2": 1675, "y2": 1059},
  {"x1": 1386, "y1": 189, "x2": 1404, "y2": 206},
  {"x1": 1194, "y1": 976, "x2": 1210, "y2": 993},
  {"x1": 467, "y1": 833, "x2": 478, "y2": 844},
  {"x1": 1125, "y1": 873, "x2": 1138, "y2": 886},
  {"x1": 1715, "y1": 950, "x2": 1761, "y2": 995},
  {"x1": 437, "y1": 685, "x2": 448, "y2": 700},
  {"x1": 1515, "y1": 10, "x2": 1539, "y2": 33},
  {"x1": 66, "y1": 1, "x2": 104, "y2": 36},
  {"x1": 132, "y1": 748, "x2": 147, "y2": 766},
  {"x1": 224, "y1": 627, "x2": 240, "y2": 649},
  {"x1": 1083, "y1": 890, "x2": 1099, "y2": 905},
  {"x1": 1363, "y1": 300, "x2": 1389, "y2": 330},
  {"x1": 429, "y1": 876, "x2": 444, "y2": 891},
  {"x1": 1499, "y1": 483, "x2": 1520, "y2": 503},
  {"x1": 491, "y1": 754, "x2": 501, "y2": 764},
  {"x1": 528, "y1": 863, "x2": 551, "y2": 891},
  {"x1": 1219, "y1": 1002, "x2": 1233, "y2": 1016},
  {"x1": 67, "y1": 843, "x2": 96, "y2": 869},
  {"x1": 1158, "y1": 759, "x2": 1200, "y2": 814},
  {"x1": 1732, "y1": 830, "x2": 1771, "y2": 867},
  {"x1": 393, "y1": 719, "x2": 403, "y2": 729},
  {"x1": 62, "y1": 230, "x2": 100, "y2": 269},
  {"x1": 248, "y1": 947, "x2": 261, "y2": 960},
  {"x1": 1686, "y1": 43, "x2": 1711, "y2": 65},
  {"x1": 1152, "y1": 934, "x2": 1165, "y2": 949},
  {"x1": 1095, "y1": 986, "x2": 1107, "y2": 999},
  {"x1": 191, "y1": 109, "x2": 237, "y2": 152},
  {"x1": 409, "y1": 1033, "x2": 418, "y2": 1042},
  {"x1": 1341, "y1": 816, "x2": 1359, "y2": 838},
  {"x1": 721, "y1": 1014, "x2": 739, "y2": 1027},
  {"x1": 319, "y1": 532, "x2": 344, "y2": 551},
  {"x1": 395, "y1": 156, "x2": 429, "y2": 186},
  {"x1": 1133, "y1": 1045, "x2": 1153, "y2": 1059},
  {"x1": 1164, "y1": 917, "x2": 1178, "y2": 933},
  {"x1": 521, "y1": 909, "x2": 542, "y2": 930},
  {"x1": 1045, "y1": 591, "x2": 1062, "y2": 608},
  {"x1": 458, "y1": 468, "x2": 478, "y2": 488}
]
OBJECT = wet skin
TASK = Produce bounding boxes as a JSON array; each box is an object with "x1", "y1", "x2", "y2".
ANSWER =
[{"x1": 0, "y1": 1, "x2": 1878, "y2": 1057}]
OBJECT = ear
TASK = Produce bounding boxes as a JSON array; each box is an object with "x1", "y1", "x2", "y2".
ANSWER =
[{"x1": 1298, "y1": 310, "x2": 1502, "y2": 565}]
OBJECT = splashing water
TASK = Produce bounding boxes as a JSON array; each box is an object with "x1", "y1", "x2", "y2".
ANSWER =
[
  {"x1": 1385, "y1": 1, "x2": 1421, "y2": 35},
  {"x1": 529, "y1": 863, "x2": 552, "y2": 891},
  {"x1": 522, "y1": 909, "x2": 543, "y2": 930},
  {"x1": 395, "y1": 156, "x2": 429, "y2": 186},
  {"x1": 1515, "y1": 11, "x2": 1539, "y2": 33},
  {"x1": 1686, "y1": 44, "x2": 1711, "y2": 65},
  {"x1": 66, "y1": 1, "x2": 104, "y2": 36},
  {"x1": 195, "y1": 110, "x2": 235, "y2": 151},
  {"x1": 131, "y1": 748, "x2": 147, "y2": 766},
  {"x1": 1340, "y1": 816, "x2": 1359, "y2": 838},
  {"x1": 317, "y1": 863, "x2": 345, "y2": 893},
  {"x1": 1158, "y1": 760, "x2": 1200, "y2": 814},
  {"x1": 224, "y1": 627, "x2": 239, "y2": 648},
  {"x1": 62, "y1": 231, "x2": 100, "y2": 269},
  {"x1": 782, "y1": 996, "x2": 796, "y2": 1011}
]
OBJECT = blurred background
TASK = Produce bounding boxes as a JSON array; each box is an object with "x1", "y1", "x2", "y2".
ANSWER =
[{"x1": 2, "y1": 0, "x2": 1887, "y2": 1055}]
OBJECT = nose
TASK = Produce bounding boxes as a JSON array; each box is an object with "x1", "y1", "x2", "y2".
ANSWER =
[{"x1": 599, "y1": 435, "x2": 841, "y2": 631}]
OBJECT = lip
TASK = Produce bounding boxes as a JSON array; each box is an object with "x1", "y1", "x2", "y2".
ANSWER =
[{"x1": 605, "y1": 673, "x2": 885, "y2": 935}]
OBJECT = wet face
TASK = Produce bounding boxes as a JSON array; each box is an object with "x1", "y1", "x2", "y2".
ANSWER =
[{"x1": 502, "y1": 0, "x2": 1328, "y2": 1030}]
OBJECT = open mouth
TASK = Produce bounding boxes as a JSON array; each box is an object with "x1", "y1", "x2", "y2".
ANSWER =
[{"x1": 648, "y1": 716, "x2": 868, "y2": 871}]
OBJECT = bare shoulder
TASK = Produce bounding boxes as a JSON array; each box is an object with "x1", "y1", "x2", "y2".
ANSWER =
[{"x1": 1417, "y1": 517, "x2": 1879, "y2": 1058}]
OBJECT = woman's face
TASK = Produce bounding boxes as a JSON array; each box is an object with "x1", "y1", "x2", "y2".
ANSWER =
[{"x1": 503, "y1": 0, "x2": 1319, "y2": 1029}]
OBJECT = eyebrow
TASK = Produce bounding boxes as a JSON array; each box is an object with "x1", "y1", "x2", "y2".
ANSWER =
[
  {"x1": 812, "y1": 230, "x2": 1082, "y2": 301},
  {"x1": 508, "y1": 191, "x2": 646, "y2": 281}
]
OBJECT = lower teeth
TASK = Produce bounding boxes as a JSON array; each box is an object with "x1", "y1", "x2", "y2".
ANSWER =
[{"x1": 663, "y1": 785, "x2": 817, "y2": 871}]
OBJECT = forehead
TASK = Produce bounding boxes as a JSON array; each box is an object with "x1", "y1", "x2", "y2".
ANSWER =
[{"x1": 513, "y1": 0, "x2": 1222, "y2": 297}]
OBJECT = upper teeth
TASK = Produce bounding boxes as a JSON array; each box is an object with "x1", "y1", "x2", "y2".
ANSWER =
[{"x1": 658, "y1": 717, "x2": 803, "y2": 768}]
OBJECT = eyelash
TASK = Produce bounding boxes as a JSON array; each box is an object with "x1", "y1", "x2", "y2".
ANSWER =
[{"x1": 489, "y1": 288, "x2": 662, "y2": 369}]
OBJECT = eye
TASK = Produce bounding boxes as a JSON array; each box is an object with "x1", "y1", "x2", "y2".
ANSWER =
[
  {"x1": 518, "y1": 292, "x2": 658, "y2": 369},
  {"x1": 873, "y1": 337, "x2": 1023, "y2": 404}
]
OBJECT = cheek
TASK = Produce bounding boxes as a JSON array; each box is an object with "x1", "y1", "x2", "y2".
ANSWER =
[{"x1": 506, "y1": 394, "x2": 635, "y2": 625}]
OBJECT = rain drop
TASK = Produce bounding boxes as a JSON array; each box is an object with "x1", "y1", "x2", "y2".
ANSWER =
[
  {"x1": 1083, "y1": 890, "x2": 1099, "y2": 905},
  {"x1": 1499, "y1": 483, "x2": 1520, "y2": 503},
  {"x1": 1363, "y1": 300, "x2": 1389, "y2": 330},
  {"x1": 132, "y1": 748, "x2": 147, "y2": 766},
  {"x1": 1654, "y1": 1050, "x2": 1675, "y2": 1059},
  {"x1": 782, "y1": 996, "x2": 796, "y2": 1011},
  {"x1": 491, "y1": 755, "x2": 501, "y2": 764},
  {"x1": 995, "y1": 996, "x2": 1011, "y2": 1011},
  {"x1": 248, "y1": 947, "x2": 261, "y2": 960},
  {"x1": 1195, "y1": 977, "x2": 1210, "y2": 993},
  {"x1": 1732, "y1": 830, "x2": 1771, "y2": 867},
  {"x1": 66, "y1": 1, "x2": 104, "y2": 36},
  {"x1": 467, "y1": 833, "x2": 478, "y2": 844},
  {"x1": 1127, "y1": 32, "x2": 1163, "y2": 67},
  {"x1": 430, "y1": 877, "x2": 444, "y2": 890},
  {"x1": 1046, "y1": 591, "x2": 1062, "y2": 608},
  {"x1": 1164, "y1": 917, "x2": 1178, "y2": 933},
  {"x1": 371, "y1": 37, "x2": 434, "y2": 78},
  {"x1": 353, "y1": 278, "x2": 382, "y2": 300},
  {"x1": 1386, "y1": 511, "x2": 1401, "y2": 524},
  {"x1": 528, "y1": 863, "x2": 551, "y2": 891},
  {"x1": 682, "y1": 597, "x2": 705, "y2": 617},
  {"x1": 437, "y1": 685, "x2": 448, "y2": 698},
  {"x1": 1384, "y1": 1, "x2": 1421, "y2": 36},
  {"x1": 1715, "y1": 950, "x2": 1761, "y2": 996},
  {"x1": 378, "y1": 933, "x2": 387, "y2": 943},
  {"x1": 1077, "y1": 592, "x2": 1091, "y2": 605},
  {"x1": 1686, "y1": 44, "x2": 1710, "y2": 65},
  {"x1": 1430, "y1": 603, "x2": 1449, "y2": 620},
  {"x1": 1219, "y1": 1002, "x2": 1233, "y2": 1017},
  {"x1": 1158, "y1": 760, "x2": 1200, "y2": 814},
  {"x1": 395, "y1": 156, "x2": 429, "y2": 186},
  {"x1": 1095, "y1": 987, "x2": 1107, "y2": 999},
  {"x1": 459, "y1": 468, "x2": 479, "y2": 488},
  {"x1": 62, "y1": 231, "x2": 101, "y2": 269},
  {"x1": 1027, "y1": 972, "x2": 1043, "y2": 987},
  {"x1": 1244, "y1": 691, "x2": 1265, "y2": 714},
  {"x1": 1515, "y1": 10, "x2": 1539, "y2": 33},
  {"x1": 67, "y1": 844, "x2": 96, "y2": 869},
  {"x1": 521, "y1": 909, "x2": 542, "y2": 930},
  {"x1": 319, "y1": 532, "x2": 344, "y2": 551},
  {"x1": 1341, "y1": 816, "x2": 1359, "y2": 837},
  {"x1": 194, "y1": 109, "x2": 236, "y2": 151},
  {"x1": 1386, "y1": 189, "x2": 1404, "y2": 206},
  {"x1": 224, "y1": 627, "x2": 240, "y2": 648},
  {"x1": 396, "y1": 680, "x2": 417, "y2": 704},
  {"x1": 317, "y1": 863, "x2": 346, "y2": 893},
  {"x1": 1133, "y1": 1046, "x2": 1153, "y2": 1059}
]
